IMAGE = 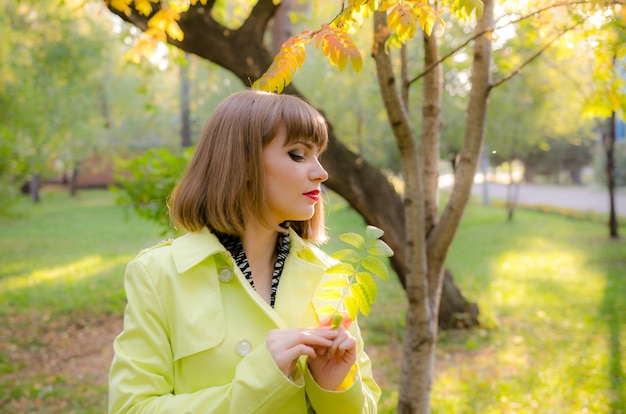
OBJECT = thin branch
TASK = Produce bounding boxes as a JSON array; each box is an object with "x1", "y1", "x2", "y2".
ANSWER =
[
  {"x1": 490, "y1": 18, "x2": 587, "y2": 90},
  {"x1": 408, "y1": 0, "x2": 624, "y2": 86}
]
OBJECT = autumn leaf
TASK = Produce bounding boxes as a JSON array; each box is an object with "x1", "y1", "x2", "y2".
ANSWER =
[
  {"x1": 315, "y1": 24, "x2": 363, "y2": 71},
  {"x1": 107, "y1": 0, "x2": 132, "y2": 15},
  {"x1": 252, "y1": 33, "x2": 311, "y2": 93},
  {"x1": 148, "y1": 9, "x2": 184, "y2": 41},
  {"x1": 134, "y1": 0, "x2": 155, "y2": 16}
]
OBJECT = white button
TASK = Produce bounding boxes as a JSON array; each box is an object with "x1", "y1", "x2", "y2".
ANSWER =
[
  {"x1": 218, "y1": 267, "x2": 233, "y2": 282},
  {"x1": 236, "y1": 339, "x2": 252, "y2": 356}
]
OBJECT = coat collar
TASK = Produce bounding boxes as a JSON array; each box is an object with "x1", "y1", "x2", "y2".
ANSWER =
[
  {"x1": 171, "y1": 226, "x2": 333, "y2": 275},
  {"x1": 171, "y1": 227, "x2": 228, "y2": 274},
  {"x1": 170, "y1": 226, "x2": 336, "y2": 328}
]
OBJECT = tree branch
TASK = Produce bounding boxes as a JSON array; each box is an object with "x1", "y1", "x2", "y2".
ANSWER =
[
  {"x1": 489, "y1": 18, "x2": 587, "y2": 90},
  {"x1": 408, "y1": 0, "x2": 622, "y2": 86}
]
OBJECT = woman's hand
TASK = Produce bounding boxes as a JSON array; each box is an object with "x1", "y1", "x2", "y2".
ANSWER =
[
  {"x1": 306, "y1": 315, "x2": 357, "y2": 390},
  {"x1": 266, "y1": 328, "x2": 338, "y2": 378}
]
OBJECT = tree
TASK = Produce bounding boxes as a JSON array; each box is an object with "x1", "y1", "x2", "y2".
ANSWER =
[
  {"x1": 0, "y1": 1, "x2": 118, "y2": 203},
  {"x1": 101, "y1": 0, "x2": 624, "y2": 412}
]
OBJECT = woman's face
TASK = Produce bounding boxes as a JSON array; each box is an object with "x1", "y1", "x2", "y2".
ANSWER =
[{"x1": 262, "y1": 127, "x2": 328, "y2": 226}]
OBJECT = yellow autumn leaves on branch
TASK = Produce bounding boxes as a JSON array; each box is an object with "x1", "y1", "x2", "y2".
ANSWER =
[
  {"x1": 107, "y1": 0, "x2": 483, "y2": 87},
  {"x1": 106, "y1": 0, "x2": 208, "y2": 63},
  {"x1": 252, "y1": 24, "x2": 364, "y2": 93}
]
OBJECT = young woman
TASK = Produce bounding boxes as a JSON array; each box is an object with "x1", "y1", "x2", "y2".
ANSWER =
[{"x1": 108, "y1": 90, "x2": 380, "y2": 413}]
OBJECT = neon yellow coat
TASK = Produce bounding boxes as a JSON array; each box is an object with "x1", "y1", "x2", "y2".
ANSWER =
[{"x1": 108, "y1": 227, "x2": 380, "y2": 413}]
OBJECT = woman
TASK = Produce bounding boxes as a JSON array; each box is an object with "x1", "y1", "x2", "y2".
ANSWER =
[{"x1": 108, "y1": 90, "x2": 380, "y2": 413}]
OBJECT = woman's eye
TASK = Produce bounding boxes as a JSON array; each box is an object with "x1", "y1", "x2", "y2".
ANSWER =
[{"x1": 288, "y1": 152, "x2": 305, "y2": 161}]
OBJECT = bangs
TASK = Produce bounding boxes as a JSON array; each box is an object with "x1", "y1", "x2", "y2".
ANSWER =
[{"x1": 280, "y1": 100, "x2": 328, "y2": 152}]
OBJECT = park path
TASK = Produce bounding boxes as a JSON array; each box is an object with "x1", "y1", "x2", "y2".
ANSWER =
[{"x1": 469, "y1": 181, "x2": 626, "y2": 217}]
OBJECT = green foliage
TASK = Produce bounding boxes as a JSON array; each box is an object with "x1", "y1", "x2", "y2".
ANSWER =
[
  {"x1": 316, "y1": 225, "x2": 393, "y2": 328},
  {"x1": 0, "y1": 0, "x2": 120, "y2": 206},
  {"x1": 112, "y1": 147, "x2": 194, "y2": 233}
]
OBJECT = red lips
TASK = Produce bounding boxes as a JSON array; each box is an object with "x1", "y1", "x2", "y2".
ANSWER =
[{"x1": 303, "y1": 189, "x2": 320, "y2": 201}]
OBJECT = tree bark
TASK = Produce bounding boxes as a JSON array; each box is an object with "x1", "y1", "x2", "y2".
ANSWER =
[
  {"x1": 605, "y1": 112, "x2": 619, "y2": 238},
  {"x1": 438, "y1": 269, "x2": 479, "y2": 329},
  {"x1": 371, "y1": 12, "x2": 432, "y2": 412},
  {"x1": 270, "y1": 0, "x2": 294, "y2": 55},
  {"x1": 180, "y1": 53, "x2": 192, "y2": 148},
  {"x1": 70, "y1": 164, "x2": 79, "y2": 197},
  {"x1": 29, "y1": 173, "x2": 40, "y2": 203}
]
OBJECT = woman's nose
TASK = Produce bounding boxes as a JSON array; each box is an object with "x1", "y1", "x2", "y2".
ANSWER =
[{"x1": 311, "y1": 159, "x2": 329, "y2": 182}]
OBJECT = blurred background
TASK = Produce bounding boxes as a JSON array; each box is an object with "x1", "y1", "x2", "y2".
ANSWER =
[{"x1": 0, "y1": 1, "x2": 624, "y2": 413}]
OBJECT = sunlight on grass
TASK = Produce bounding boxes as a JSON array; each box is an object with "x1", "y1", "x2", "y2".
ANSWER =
[
  {"x1": 488, "y1": 236, "x2": 603, "y2": 312},
  {"x1": 432, "y1": 204, "x2": 623, "y2": 414},
  {"x1": 0, "y1": 255, "x2": 131, "y2": 292}
]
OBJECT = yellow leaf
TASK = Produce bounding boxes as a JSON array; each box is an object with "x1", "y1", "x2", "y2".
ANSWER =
[
  {"x1": 325, "y1": 262, "x2": 355, "y2": 276},
  {"x1": 145, "y1": 27, "x2": 167, "y2": 43},
  {"x1": 350, "y1": 284, "x2": 371, "y2": 316},
  {"x1": 367, "y1": 239, "x2": 394, "y2": 258},
  {"x1": 337, "y1": 53, "x2": 348, "y2": 71},
  {"x1": 320, "y1": 277, "x2": 350, "y2": 290},
  {"x1": 365, "y1": 225, "x2": 384, "y2": 241},
  {"x1": 344, "y1": 296, "x2": 359, "y2": 320},
  {"x1": 167, "y1": 20, "x2": 185, "y2": 41},
  {"x1": 316, "y1": 289, "x2": 343, "y2": 301},
  {"x1": 108, "y1": 0, "x2": 132, "y2": 15},
  {"x1": 350, "y1": 51, "x2": 363, "y2": 72},
  {"x1": 361, "y1": 256, "x2": 389, "y2": 280},
  {"x1": 378, "y1": 0, "x2": 396, "y2": 12},
  {"x1": 253, "y1": 33, "x2": 311, "y2": 93},
  {"x1": 134, "y1": 0, "x2": 153, "y2": 16},
  {"x1": 316, "y1": 304, "x2": 337, "y2": 317},
  {"x1": 331, "y1": 248, "x2": 361, "y2": 263},
  {"x1": 356, "y1": 272, "x2": 378, "y2": 302},
  {"x1": 339, "y1": 232, "x2": 365, "y2": 249}
]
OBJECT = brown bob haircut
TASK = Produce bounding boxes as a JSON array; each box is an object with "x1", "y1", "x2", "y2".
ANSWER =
[{"x1": 169, "y1": 90, "x2": 329, "y2": 243}]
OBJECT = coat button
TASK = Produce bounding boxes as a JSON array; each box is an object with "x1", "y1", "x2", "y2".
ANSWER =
[
  {"x1": 218, "y1": 267, "x2": 233, "y2": 282},
  {"x1": 236, "y1": 339, "x2": 252, "y2": 356}
]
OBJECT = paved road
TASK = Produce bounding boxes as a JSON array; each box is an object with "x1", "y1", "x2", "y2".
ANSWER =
[{"x1": 470, "y1": 181, "x2": 626, "y2": 217}]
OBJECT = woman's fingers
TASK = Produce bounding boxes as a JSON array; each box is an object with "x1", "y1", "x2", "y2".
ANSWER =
[{"x1": 266, "y1": 328, "x2": 339, "y2": 376}]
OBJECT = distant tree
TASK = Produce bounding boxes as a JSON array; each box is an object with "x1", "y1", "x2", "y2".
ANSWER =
[{"x1": 0, "y1": 1, "x2": 113, "y2": 204}]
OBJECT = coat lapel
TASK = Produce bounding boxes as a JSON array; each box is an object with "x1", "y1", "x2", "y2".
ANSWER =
[
  {"x1": 274, "y1": 229, "x2": 336, "y2": 328},
  {"x1": 171, "y1": 227, "x2": 335, "y2": 330}
]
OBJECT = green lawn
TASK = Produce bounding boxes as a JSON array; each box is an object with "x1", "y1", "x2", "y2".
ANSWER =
[{"x1": 0, "y1": 188, "x2": 624, "y2": 413}]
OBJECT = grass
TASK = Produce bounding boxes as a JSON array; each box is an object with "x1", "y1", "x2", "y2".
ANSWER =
[
  {"x1": 0, "y1": 187, "x2": 624, "y2": 413},
  {"x1": 0, "y1": 189, "x2": 163, "y2": 413}
]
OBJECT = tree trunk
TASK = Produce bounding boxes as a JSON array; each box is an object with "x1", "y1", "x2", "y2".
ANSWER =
[
  {"x1": 605, "y1": 112, "x2": 619, "y2": 238},
  {"x1": 29, "y1": 173, "x2": 41, "y2": 203},
  {"x1": 371, "y1": 12, "x2": 433, "y2": 413},
  {"x1": 438, "y1": 269, "x2": 479, "y2": 329},
  {"x1": 180, "y1": 53, "x2": 192, "y2": 148},
  {"x1": 506, "y1": 158, "x2": 519, "y2": 222},
  {"x1": 270, "y1": 0, "x2": 293, "y2": 55},
  {"x1": 70, "y1": 164, "x2": 79, "y2": 197}
]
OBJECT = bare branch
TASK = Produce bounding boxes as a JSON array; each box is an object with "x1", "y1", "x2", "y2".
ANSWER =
[
  {"x1": 490, "y1": 18, "x2": 587, "y2": 90},
  {"x1": 408, "y1": 0, "x2": 623, "y2": 86}
]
